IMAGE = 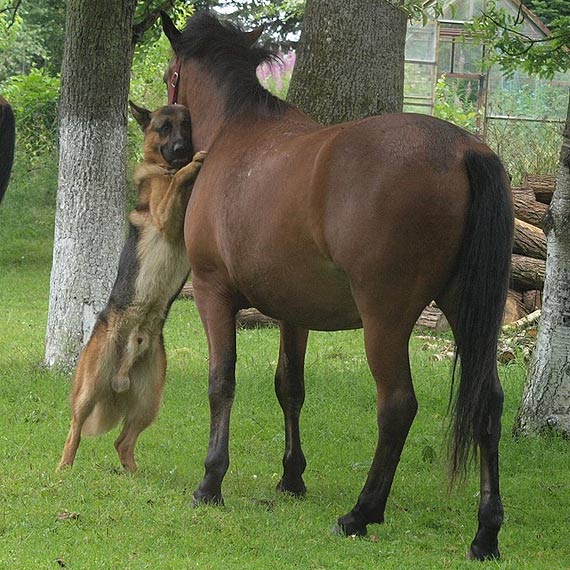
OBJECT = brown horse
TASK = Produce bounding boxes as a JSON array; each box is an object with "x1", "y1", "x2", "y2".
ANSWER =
[
  {"x1": 161, "y1": 12, "x2": 513, "y2": 560},
  {"x1": 0, "y1": 95, "x2": 15, "y2": 204}
]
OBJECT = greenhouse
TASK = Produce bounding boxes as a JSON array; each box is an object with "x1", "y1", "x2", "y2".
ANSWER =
[{"x1": 404, "y1": 0, "x2": 570, "y2": 180}]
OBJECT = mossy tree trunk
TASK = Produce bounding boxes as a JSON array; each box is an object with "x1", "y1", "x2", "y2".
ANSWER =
[
  {"x1": 45, "y1": 0, "x2": 137, "y2": 369},
  {"x1": 287, "y1": 0, "x2": 407, "y2": 124},
  {"x1": 514, "y1": 98, "x2": 570, "y2": 436}
]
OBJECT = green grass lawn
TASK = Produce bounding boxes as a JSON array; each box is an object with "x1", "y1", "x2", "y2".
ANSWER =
[{"x1": 0, "y1": 156, "x2": 569, "y2": 569}]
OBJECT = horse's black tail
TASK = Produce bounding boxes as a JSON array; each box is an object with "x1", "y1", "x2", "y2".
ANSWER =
[
  {"x1": 0, "y1": 98, "x2": 16, "y2": 205},
  {"x1": 448, "y1": 149, "x2": 514, "y2": 483}
]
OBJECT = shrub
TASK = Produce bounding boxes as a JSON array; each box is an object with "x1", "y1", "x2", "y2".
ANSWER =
[{"x1": 1, "y1": 68, "x2": 60, "y2": 160}]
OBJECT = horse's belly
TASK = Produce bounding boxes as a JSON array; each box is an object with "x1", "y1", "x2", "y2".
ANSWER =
[{"x1": 236, "y1": 263, "x2": 362, "y2": 331}]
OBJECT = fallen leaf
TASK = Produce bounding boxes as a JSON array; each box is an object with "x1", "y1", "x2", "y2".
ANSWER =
[{"x1": 57, "y1": 511, "x2": 80, "y2": 522}]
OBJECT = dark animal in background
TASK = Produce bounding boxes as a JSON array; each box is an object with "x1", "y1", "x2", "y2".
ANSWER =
[
  {"x1": 161, "y1": 11, "x2": 514, "y2": 561},
  {"x1": 59, "y1": 102, "x2": 206, "y2": 472},
  {"x1": 0, "y1": 95, "x2": 15, "y2": 204}
]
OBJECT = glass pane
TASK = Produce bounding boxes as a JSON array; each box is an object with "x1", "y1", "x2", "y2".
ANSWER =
[
  {"x1": 404, "y1": 103, "x2": 433, "y2": 115},
  {"x1": 487, "y1": 67, "x2": 570, "y2": 120},
  {"x1": 404, "y1": 62, "x2": 435, "y2": 99},
  {"x1": 442, "y1": 0, "x2": 471, "y2": 20},
  {"x1": 442, "y1": 0, "x2": 485, "y2": 20},
  {"x1": 405, "y1": 24, "x2": 437, "y2": 62},
  {"x1": 438, "y1": 39, "x2": 453, "y2": 74},
  {"x1": 453, "y1": 41, "x2": 483, "y2": 74}
]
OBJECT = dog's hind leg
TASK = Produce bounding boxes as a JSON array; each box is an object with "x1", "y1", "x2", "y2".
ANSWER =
[
  {"x1": 112, "y1": 330, "x2": 150, "y2": 393},
  {"x1": 58, "y1": 391, "x2": 96, "y2": 470},
  {"x1": 114, "y1": 339, "x2": 166, "y2": 472}
]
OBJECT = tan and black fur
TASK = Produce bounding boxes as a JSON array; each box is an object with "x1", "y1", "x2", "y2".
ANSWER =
[{"x1": 59, "y1": 102, "x2": 206, "y2": 472}]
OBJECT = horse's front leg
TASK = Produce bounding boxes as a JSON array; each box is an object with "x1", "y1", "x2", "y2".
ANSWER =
[
  {"x1": 275, "y1": 322, "x2": 309, "y2": 496},
  {"x1": 192, "y1": 282, "x2": 238, "y2": 506}
]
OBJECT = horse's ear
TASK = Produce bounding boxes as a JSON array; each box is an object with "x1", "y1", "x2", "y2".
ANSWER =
[
  {"x1": 244, "y1": 25, "x2": 264, "y2": 47},
  {"x1": 129, "y1": 100, "x2": 151, "y2": 131},
  {"x1": 160, "y1": 11, "x2": 182, "y2": 46}
]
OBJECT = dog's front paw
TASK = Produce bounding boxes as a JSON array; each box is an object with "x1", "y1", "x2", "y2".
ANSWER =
[{"x1": 192, "y1": 150, "x2": 208, "y2": 164}]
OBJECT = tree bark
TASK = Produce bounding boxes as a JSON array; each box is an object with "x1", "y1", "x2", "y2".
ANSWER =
[
  {"x1": 45, "y1": 0, "x2": 137, "y2": 369},
  {"x1": 514, "y1": 98, "x2": 570, "y2": 436},
  {"x1": 287, "y1": 0, "x2": 407, "y2": 123}
]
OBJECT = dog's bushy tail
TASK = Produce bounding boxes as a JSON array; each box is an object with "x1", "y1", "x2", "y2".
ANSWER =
[{"x1": 82, "y1": 401, "x2": 124, "y2": 437}]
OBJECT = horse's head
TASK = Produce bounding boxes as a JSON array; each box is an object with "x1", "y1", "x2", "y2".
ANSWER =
[{"x1": 160, "y1": 12, "x2": 270, "y2": 115}]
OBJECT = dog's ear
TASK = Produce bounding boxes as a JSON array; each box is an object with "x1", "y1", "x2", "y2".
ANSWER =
[
  {"x1": 244, "y1": 25, "x2": 264, "y2": 47},
  {"x1": 129, "y1": 100, "x2": 151, "y2": 131},
  {"x1": 161, "y1": 11, "x2": 182, "y2": 46}
]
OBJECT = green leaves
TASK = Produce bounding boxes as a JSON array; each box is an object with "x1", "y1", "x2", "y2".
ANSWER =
[{"x1": 467, "y1": 0, "x2": 570, "y2": 78}]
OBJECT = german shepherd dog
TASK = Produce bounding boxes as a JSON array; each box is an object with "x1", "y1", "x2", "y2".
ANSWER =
[{"x1": 59, "y1": 102, "x2": 206, "y2": 472}]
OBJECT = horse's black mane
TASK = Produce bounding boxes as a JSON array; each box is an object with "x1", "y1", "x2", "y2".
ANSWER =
[{"x1": 174, "y1": 12, "x2": 289, "y2": 118}]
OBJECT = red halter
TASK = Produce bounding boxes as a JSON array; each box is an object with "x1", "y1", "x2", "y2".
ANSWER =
[{"x1": 168, "y1": 58, "x2": 182, "y2": 105}]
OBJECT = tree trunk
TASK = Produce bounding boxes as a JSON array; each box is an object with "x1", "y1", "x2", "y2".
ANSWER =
[
  {"x1": 287, "y1": 0, "x2": 407, "y2": 123},
  {"x1": 45, "y1": 0, "x2": 137, "y2": 369},
  {"x1": 514, "y1": 98, "x2": 570, "y2": 436}
]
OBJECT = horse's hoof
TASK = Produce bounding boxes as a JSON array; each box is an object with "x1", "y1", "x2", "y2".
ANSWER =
[
  {"x1": 192, "y1": 490, "x2": 224, "y2": 507},
  {"x1": 121, "y1": 462, "x2": 137, "y2": 474},
  {"x1": 468, "y1": 542, "x2": 500, "y2": 561},
  {"x1": 276, "y1": 477, "x2": 306, "y2": 498},
  {"x1": 331, "y1": 513, "x2": 368, "y2": 537}
]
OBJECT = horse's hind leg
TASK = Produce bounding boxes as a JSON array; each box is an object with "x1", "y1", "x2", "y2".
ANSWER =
[
  {"x1": 335, "y1": 317, "x2": 418, "y2": 536},
  {"x1": 275, "y1": 322, "x2": 309, "y2": 496},
  {"x1": 335, "y1": 315, "x2": 418, "y2": 535},
  {"x1": 436, "y1": 289, "x2": 504, "y2": 560}
]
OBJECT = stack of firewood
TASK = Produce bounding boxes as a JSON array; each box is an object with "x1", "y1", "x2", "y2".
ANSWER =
[{"x1": 505, "y1": 174, "x2": 554, "y2": 323}]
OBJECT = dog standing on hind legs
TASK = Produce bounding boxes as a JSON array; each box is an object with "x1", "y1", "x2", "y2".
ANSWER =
[{"x1": 59, "y1": 102, "x2": 206, "y2": 473}]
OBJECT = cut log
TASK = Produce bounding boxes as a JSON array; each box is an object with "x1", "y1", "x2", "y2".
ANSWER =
[
  {"x1": 511, "y1": 254, "x2": 546, "y2": 291},
  {"x1": 236, "y1": 308, "x2": 278, "y2": 329},
  {"x1": 523, "y1": 174, "x2": 556, "y2": 205},
  {"x1": 513, "y1": 218, "x2": 546, "y2": 260},
  {"x1": 416, "y1": 305, "x2": 443, "y2": 329},
  {"x1": 179, "y1": 281, "x2": 194, "y2": 299},
  {"x1": 503, "y1": 289, "x2": 525, "y2": 325},
  {"x1": 522, "y1": 289, "x2": 542, "y2": 312},
  {"x1": 178, "y1": 282, "x2": 278, "y2": 328},
  {"x1": 502, "y1": 309, "x2": 541, "y2": 333},
  {"x1": 511, "y1": 186, "x2": 548, "y2": 228}
]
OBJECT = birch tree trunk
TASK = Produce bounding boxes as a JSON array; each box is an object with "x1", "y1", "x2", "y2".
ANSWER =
[
  {"x1": 45, "y1": 0, "x2": 137, "y2": 369},
  {"x1": 287, "y1": 0, "x2": 407, "y2": 123},
  {"x1": 514, "y1": 98, "x2": 570, "y2": 436}
]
